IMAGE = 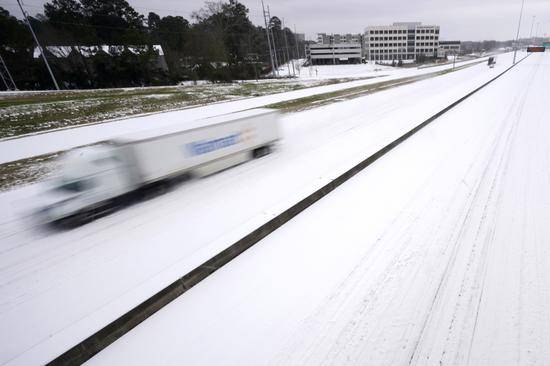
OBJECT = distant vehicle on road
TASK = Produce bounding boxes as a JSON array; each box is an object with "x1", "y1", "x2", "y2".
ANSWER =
[{"x1": 38, "y1": 109, "x2": 281, "y2": 227}]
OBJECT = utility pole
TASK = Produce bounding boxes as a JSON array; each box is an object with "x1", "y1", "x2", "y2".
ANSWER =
[
  {"x1": 261, "y1": 0, "x2": 277, "y2": 77},
  {"x1": 294, "y1": 25, "x2": 300, "y2": 59},
  {"x1": 267, "y1": 6, "x2": 279, "y2": 73},
  {"x1": 512, "y1": 0, "x2": 525, "y2": 65},
  {"x1": 0, "y1": 53, "x2": 17, "y2": 91},
  {"x1": 17, "y1": 0, "x2": 60, "y2": 90},
  {"x1": 270, "y1": 27, "x2": 280, "y2": 72},
  {"x1": 282, "y1": 18, "x2": 293, "y2": 77}
]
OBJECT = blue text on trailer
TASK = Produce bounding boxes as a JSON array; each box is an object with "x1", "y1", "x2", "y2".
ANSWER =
[{"x1": 187, "y1": 133, "x2": 241, "y2": 156}]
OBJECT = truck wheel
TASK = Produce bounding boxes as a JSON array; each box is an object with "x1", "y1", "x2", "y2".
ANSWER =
[
  {"x1": 72, "y1": 211, "x2": 92, "y2": 227},
  {"x1": 253, "y1": 145, "x2": 271, "y2": 158},
  {"x1": 57, "y1": 211, "x2": 90, "y2": 229}
]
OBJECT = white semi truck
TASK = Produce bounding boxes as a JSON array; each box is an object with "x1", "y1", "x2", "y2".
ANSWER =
[{"x1": 39, "y1": 108, "x2": 280, "y2": 226}]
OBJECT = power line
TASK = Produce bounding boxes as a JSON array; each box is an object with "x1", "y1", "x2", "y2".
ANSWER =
[
  {"x1": 266, "y1": 5, "x2": 279, "y2": 73},
  {"x1": 261, "y1": 0, "x2": 276, "y2": 77},
  {"x1": 16, "y1": 0, "x2": 60, "y2": 89},
  {"x1": 0, "y1": 53, "x2": 18, "y2": 90}
]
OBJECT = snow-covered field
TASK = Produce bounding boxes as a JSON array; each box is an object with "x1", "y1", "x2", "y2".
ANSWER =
[
  {"x1": 86, "y1": 52, "x2": 550, "y2": 365},
  {"x1": 0, "y1": 55, "x2": 489, "y2": 166},
  {"x1": 276, "y1": 59, "x2": 391, "y2": 79},
  {"x1": 277, "y1": 56, "x2": 479, "y2": 80},
  {"x1": 0, "y1": 79, "x2": 346, "y2": 140}
]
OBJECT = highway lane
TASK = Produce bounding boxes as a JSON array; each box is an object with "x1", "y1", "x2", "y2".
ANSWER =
[
  {"x1": 0, "y1": 52, "x2": 522, "y2": 365},
  {"x1": 86, "y1": 53, "x2": 550, "y2": 365}
]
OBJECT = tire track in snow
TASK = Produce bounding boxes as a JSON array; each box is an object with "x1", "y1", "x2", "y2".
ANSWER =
[
  {"x1": 270, "y1": 57, "x2": 534, "y2": 366},
  {"x1": 271, "y1": 113, "x2": 508, "y2": 365},
  {"x1": 409, "y1": 57, "x2": 540, "y2": 366}
]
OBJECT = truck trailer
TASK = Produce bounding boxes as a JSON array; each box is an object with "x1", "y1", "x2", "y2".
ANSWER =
[{"x1": 39, "y1": 108, "x2": 281, "y2": 226}]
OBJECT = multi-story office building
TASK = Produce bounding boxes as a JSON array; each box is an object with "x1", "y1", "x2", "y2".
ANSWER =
[
  {"x1": 306, "y1": 33, "x2": 363, "y2": 65},
  {"x1": 316, "y1": 33, "x2": 362, "y2": 45},
  {"x1": 439, "y1": 40, "x2": 461, "y2": 56},
  {"x1": 364, "y1": 22, "x2": 440, "y2": 62},
  {"x1": 306, "y1": 42, "x2": 362, "y2": 65}
]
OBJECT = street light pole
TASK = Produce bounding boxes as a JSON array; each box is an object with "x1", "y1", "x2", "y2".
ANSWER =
[
  {"x1": 16, "y1": 0, "x2": 60, "y2": 90},
  {"x1": 512, "y1": 0, "x2": 526, "y2": 65},
  {"x1": 294, "y1": 25, "x2": 300, "y2": 59},
  {"x1": 529, "y1": 16, "x2": 536, "y2": 40}
]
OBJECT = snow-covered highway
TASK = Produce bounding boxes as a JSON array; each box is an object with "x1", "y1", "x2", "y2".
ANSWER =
[
  {"x1": 0, "y1": 51, "x2": 537, "y2": 365},
  {"x1": 0, "y1": 56, "x2": 488, "y2": 165},
  {"x1": 85, "y1": 52, "x2": 550, "y2": 365}
]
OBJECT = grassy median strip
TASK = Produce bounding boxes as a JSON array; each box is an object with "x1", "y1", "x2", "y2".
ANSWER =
[
  {"x1": 268, "y1": 61, "x2": 482, "y2": 112},
  {"x1": 0, "y1": 153, "x2": 60, "y2": 191},
  {"x1": 0, "y1": 77, "x2": 373, "y2": 140}
]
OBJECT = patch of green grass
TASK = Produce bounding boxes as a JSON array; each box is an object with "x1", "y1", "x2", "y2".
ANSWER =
[
  {"x1": 0, "y1": 153, "x2": 60, "y2": 192},
  {"x1": 268, "y1": 75, "x2": 424, "y2": 111},
  {"x1": 268, "y1": 62, "x2": 481, "y2": 112},
  {"x1": 1, "y1": 78, "x2": 381, "y2": 139}
]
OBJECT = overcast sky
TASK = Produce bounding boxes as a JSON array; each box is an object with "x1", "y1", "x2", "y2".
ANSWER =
[{"x1": 2, "y1": 0, "x2": 549, "y2": 41}]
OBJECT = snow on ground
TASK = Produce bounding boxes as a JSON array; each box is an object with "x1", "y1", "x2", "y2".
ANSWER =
[
  {"x1": 0, "y1": 79, "x2": 337, "y2": 140},
  {"x1": 275, "y1": 59, "x2": 393, "y2": 79},
  {"x1": 0, "y1": 53, "x2": 522, "y2": 365},
  {"x1": 86, "y1": 52, "x2": 549, "y2": 365},
  {"x1": 296, "y1": 62, "x2": 389, "y2": 79},
  {"x1": 0, "y1": 55, "x2": 491, "y2": 165}
]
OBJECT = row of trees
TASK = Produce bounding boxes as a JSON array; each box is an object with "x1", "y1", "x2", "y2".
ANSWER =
[
  {"x1": 461, "y1": 40, "x2": 514, "y2": 54},
  {"x1": 0, "y1": 0, "x2": 304, "y2": 90}
]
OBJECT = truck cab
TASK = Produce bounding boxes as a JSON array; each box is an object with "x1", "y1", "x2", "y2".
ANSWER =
[{"x1": 40, "y1": 144, "x2": 133, "y2": 225}]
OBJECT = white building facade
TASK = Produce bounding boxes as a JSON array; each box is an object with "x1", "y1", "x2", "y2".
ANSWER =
[
  {"x1": 316, "y1": 33, "x2": 362, "y2": 45},
  {"x1": 364, "y1": 22, "x2": 440, "y2": 62},
  {"x1": 307, "y1": 33, "x2": 363, "y2": 65},
  {"x1": 306, "y1": 42, "x2": 362, "y2": 65}
]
